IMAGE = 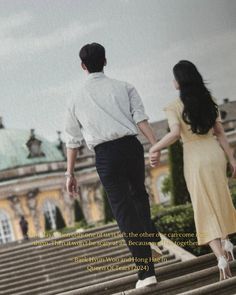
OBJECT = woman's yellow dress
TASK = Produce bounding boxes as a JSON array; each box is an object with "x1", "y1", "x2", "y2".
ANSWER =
[{"x1": 163, "y1": 98, "x2": 236, "y2": 245}]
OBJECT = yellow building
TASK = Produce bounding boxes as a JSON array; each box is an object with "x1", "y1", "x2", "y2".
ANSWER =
[
  {"x1": 0, "y1": 98, "x2": 236, "y2": 244},
  {"x1": 0, "y1": 126, "x2": 104, "y2": 243}
]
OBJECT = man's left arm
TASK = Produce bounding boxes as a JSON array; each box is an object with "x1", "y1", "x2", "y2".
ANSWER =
[
  {"x1": 127, "y1": 83, "x2": 155, "y2": 142},
  {"x1": 127, "y1": 83, "x2": 160, "y2": 160}
]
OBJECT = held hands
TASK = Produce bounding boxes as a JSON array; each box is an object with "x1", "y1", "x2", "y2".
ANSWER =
[{"x1": 149, "y1": 147, "x2": 161, "y2": 168}]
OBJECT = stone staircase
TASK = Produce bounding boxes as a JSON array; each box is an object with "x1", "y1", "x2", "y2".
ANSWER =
[{"x1": 0, "y1": 223, "x2": 235, "y2": 295}]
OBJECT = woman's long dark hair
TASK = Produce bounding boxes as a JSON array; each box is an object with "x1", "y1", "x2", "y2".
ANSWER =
[{"x1": 173, "y1": 60, "x2": 219, "y2": 134}]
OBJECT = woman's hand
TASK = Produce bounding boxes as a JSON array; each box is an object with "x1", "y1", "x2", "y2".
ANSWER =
[
  {"x1": 149, "y1": 148, "x2": 161, "y2": 168},
  {"x1": 230, "y1": 158, "x2": 236, "y2": 178},
  {"x1": 148, "y1": 125, "x2": 180, "y2": 168},
  {"x1": 66, "y1": 176, "x2": 78, "y2": 197}
]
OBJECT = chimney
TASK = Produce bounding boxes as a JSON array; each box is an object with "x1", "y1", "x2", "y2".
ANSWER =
[
  {"x1": 30, "y1": 129, "x2": 35, "y2": 138},
  {"x1": 57, "y1": 130, "x2": 62, "y2": 141},
  {"x1": 223, "y1": 98, "x2": 229, "y2": 104}
]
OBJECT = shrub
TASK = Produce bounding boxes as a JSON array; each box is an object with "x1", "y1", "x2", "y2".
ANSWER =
[
  {"x1": 152, "y1": 203, "x2": 210, "y2": 256},
  {"x1": 168, "y1": 140, "x2": 190, "y2": 205}
]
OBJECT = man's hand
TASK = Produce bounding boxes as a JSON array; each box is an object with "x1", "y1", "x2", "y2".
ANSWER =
[
  {"x1": 66, "y1": 176, "x2": 78, "y2": 197},
  {"x1": 149, "y1": 150, "x2": 161, "y2": 167}
]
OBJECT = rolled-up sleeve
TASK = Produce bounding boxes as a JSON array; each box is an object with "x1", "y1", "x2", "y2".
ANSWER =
[
  {"x1": 127, "y1": 83, "x2": 149, "y2": 124},
  {"x1": 64, "y1": 100, "x2": 84, "y2": 148}
]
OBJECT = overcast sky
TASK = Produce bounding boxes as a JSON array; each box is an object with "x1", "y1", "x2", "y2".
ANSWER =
[{"x1": 0, "y1": 0, "x2": 236, "y2": 142}]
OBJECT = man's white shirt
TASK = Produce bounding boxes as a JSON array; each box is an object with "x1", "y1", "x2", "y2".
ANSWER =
[{"x1": 64, "y1": 72, "x2": 149, "y2": 150}]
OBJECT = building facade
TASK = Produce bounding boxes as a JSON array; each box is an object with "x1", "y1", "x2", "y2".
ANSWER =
[{"x1": 0, "y1": 99, "x2": 235, "y2": 244}]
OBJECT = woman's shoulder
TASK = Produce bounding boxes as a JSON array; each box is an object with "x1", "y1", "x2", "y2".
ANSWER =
[{"x1": 163, "y1": 98, "x2": 182, "y2": 111}]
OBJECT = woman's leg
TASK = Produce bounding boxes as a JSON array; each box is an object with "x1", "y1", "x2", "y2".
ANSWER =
[
  {"x1": 208, "y1": 238, "x2": 232, "y2": 278},
  {"x1": 221, "y1": 235, "x2": 235, "y2": 261},
  {"x1": 209, "y1": 238, "x2": 225, "y2": 257}
]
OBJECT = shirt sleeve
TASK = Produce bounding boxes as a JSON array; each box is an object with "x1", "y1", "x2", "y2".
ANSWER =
[
  {"x1": 64, "y1": 99, "x2": 84, "y2": 148},
  {"x1": 126, "y1": 83, "x2": 149, "y2": 124},
  {"x1": 163, "y1": 104, "x2": 180, "y2": 128}
]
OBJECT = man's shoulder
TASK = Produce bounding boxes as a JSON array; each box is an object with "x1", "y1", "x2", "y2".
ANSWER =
[
  {"x1": 106, "y1": 76, "x2": 135, "y2": 90},
  {"x1": 67, "y1": 81, "x2": 87, "y2": 105}
]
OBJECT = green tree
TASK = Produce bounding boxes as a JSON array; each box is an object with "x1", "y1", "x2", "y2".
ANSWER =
[
  {"x1": 55, "y1": 206, "x2": 66, "y2": 229},
  {"x1": 102, "y1": 187, "x2": 114, "y2": 223},
  {"x1": 168, "y1": 140, "x2": 190, "y2": 205},
  {"x1": 161, "y1": 174, "x2": 171, "y2": 196}
]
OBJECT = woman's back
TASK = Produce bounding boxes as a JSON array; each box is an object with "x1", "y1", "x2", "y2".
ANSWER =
[
  {"x1": 163, "y1": 97, "x2": 222, "y2": 145},
  {"x1": 150, "y1": 60, "x2": 236, "y2": 254}
]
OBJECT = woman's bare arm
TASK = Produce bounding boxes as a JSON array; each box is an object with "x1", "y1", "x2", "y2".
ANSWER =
[
  {"x1": 149, "y1": 124, "x2": 181, "y2": 167},
  {"x1": 213, "y1": 121, "x2": 236, "y2": 177}
]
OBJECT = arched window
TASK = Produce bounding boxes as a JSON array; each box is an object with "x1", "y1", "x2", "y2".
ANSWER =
[
  {"x1": 43, "y1": 200, "x2": 57, "y2": 230},
  {"x1": 0, "y1": 210, "x2": 14, "y2": 244},
  {"x1": 156, "y1": 174, "x2": 171, "y2": 204}
]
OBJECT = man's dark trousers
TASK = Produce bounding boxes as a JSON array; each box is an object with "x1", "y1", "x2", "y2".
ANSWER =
[{"x1": 95, "y1": 135, "x2": 161, "y2": 280}]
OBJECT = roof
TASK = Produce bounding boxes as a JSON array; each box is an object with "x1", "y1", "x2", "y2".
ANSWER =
[
  {"x1": 0, "y1": 129, "x2": 64, "y2": 171},
  {"x1": 0, "y1": 99, "x2": 235, "y2": 171}
]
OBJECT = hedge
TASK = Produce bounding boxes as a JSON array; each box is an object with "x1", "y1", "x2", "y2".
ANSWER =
[{"x1": 152, "y1": 186, "x2": 236, "y2": 256}]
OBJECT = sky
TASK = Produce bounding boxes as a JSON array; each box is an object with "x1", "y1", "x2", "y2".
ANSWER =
[{"x1": 0, "y1": 0, "x2": 236, "y2": 142}]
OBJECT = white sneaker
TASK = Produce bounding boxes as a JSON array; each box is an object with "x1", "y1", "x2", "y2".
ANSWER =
[
  {"x1": 135, "y1": 275, "x2": 157, "y2": 289},
  {"x1": 150, "y1": 242, "x2": 163, "y2": 259}
]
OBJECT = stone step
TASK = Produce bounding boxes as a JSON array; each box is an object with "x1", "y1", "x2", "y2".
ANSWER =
[
  {"x1": 2, "y1": 221, "x2": 235, "y2": 295},
  {"x1": 3, "y1": 251, "x2": 218, "y2": 295},
  {"x1": 0, "y1": 222, "x2": 181, "y2": 295},
  {"x1": 2, "y1": 258, "x2": 181, "y2": 295},
  {"x1": 0, "y1": 250, "x2": 172, "y2": 286},
  {"x1": 52, "y1": 254, "x2": 236, "y2": 295},
  {"x1": 1, "y1": 230, "x2": 154, "y2": 265},
  {"x1": 0, "y1": 235, "x2": 130, "y2": 265},
  {"x1": 111, "y1": 261, "x2": 236, "y2": 295},
  {"x1": 0, "y1": 242, "x2": 168, "y2": 276},
  {"x1": 0, "y1": 247, "x2": 129, "y2": 282},
  {"x1": 0, "y1": 245, "x2": 123, "y2": 271},
  {"x1": 0, "y1": 223, "x2": 119, "y2": 257},
  {"x1": 0, "y1": 244, "x2": 128, "y2": 273},
  {"x1": 179, "y1": 276, "x2": 236, "y2": 295}
]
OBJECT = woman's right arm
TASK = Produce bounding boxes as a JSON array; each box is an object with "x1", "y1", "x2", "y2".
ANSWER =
[{"x1": 213, "y1": 121, "x2": 236, "y2": 177}]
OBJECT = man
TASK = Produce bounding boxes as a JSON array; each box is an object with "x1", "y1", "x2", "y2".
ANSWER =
[{"x1": 64, "y1": 43, "x2": 161, "y2": 288}]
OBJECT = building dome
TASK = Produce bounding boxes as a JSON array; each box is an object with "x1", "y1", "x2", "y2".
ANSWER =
[{"x1": 0, "y1": 128, "x2": 65, "y2": 171}]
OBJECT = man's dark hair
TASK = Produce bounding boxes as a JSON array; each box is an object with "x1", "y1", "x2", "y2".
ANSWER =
[{"x1": 79, "y1": 43, "x2": 106, "y2": 73}]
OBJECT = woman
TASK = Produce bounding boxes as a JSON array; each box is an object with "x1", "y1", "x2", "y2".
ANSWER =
[{"x1": 149, "y1": 60, "x2": 236, "y2": 280}]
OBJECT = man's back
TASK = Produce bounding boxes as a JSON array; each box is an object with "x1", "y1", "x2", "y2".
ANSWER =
[{"x1": 65, "y1": 72, "x2": 149, "y2": 150}]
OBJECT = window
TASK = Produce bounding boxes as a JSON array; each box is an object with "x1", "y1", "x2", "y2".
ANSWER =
[
  {"x1": 0, "y1": 210, "x2": 14, "y2": 244},
  {"x1": 43, "y1": 200, "x2": 57, "y2": 230},
  {"x1": 26, "y1": 129, "x2": 45, "y2": 158}
]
